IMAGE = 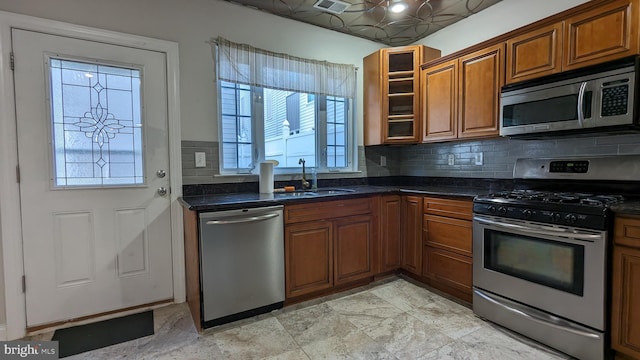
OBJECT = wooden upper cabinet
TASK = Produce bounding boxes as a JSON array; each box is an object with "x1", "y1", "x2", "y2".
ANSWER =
[
  {"x1": 458, "y1": 43, "x2": 504, "y2": 139},
  {"x1": 506, "y1": 22, "x2": 564, "y2": 84},
  {"x1": 564, "y1": 0, "x2": 639, "y2": 71},
  {"x1": 364, "y1": 45, "x2": 440, "y2": 145},
  {"x1": 422, "y1": 59, "x2": 458, "y2": 142}
]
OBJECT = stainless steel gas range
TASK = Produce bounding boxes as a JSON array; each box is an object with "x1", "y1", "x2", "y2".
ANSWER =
[{"x1": 472, "y1": 155, "x2": 640, "y2": 360}]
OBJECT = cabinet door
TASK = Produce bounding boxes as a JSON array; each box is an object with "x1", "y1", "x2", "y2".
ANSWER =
[
  {"x1": 612, "y1": 216, "x2": 640, "y2": 358},
  {"x1": 506, "y1": 22, "x2": 563, "y2": 84},
  {"x1": 422, "y1": 59, "x2": 458, "y2": 142},
  {"x1": 458, "y1": 43, "x2": 504, "y2": 139},
  {"x1": 564, "y1": 0, "x2": 639, "y2": 71},
  {"x1": 334, "y1": 215, "x2": 374, "y2": 285},
  {"x1": 379, "y1": 195, "x2": 401, "y2": 273},
  {"x1": 611, "y1": 245, "x2": 640, "y2": 358},
  {"x1": 401, "y1": 196, "x2": 423, "y2": 275},
  {"x1": 285, "y1": 221, "x2": 333, "y2": 298}
]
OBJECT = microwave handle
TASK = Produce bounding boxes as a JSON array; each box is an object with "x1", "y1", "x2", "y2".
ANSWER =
[{"x1": 577, "y1": 81, "x2": 587, "y2": 128}]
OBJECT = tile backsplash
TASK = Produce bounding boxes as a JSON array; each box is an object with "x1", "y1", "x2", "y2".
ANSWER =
[
  {"x1": 365, "y1": 133, "x2": 640, "y2": 179},
  {"x1": 183, "y1": 133, "x2": 640, "y2": 184}
]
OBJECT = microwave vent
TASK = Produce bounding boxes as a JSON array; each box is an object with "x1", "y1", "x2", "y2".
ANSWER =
[{"x1": 313, "y1": 0, "x2": 351, "y2": 14}]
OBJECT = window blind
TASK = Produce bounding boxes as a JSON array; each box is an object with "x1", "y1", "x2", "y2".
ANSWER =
[{"x1": 214, "y1": 37, "x2": 356, "y2": 99}]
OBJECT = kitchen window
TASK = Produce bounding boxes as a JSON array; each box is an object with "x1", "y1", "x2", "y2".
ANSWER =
[{"x1": 214, "y1": 37, "x2": 356, "y2": 174}]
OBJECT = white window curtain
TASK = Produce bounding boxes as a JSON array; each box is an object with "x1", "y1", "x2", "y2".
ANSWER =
[{"x1": 213, "y1": 37, "x2": 356, "y2": 99}]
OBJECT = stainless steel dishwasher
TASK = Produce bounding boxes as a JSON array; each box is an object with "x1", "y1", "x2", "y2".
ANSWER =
[{"x1": 198, "y1": 205, "x2": 284, "y2": 328}]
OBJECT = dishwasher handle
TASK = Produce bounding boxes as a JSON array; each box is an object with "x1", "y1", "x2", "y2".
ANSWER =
[{"x1": 205, "y1": 212, "x2": 279, "y2": 225}]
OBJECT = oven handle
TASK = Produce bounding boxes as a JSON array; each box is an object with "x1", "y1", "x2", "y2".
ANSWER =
[
  {"x1": 577, "y1": 81, "x2": 587, "y2": 128},
  {"x1": 474, "y1": 217, "x2": 602, "y2": 242},
  {"x1": 474, "y1": 289, "x2": 601, "y2": 339}
]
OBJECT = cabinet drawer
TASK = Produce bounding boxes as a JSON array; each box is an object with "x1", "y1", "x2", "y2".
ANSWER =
[
  {"x1": 615, "y1": 216, "x2": 640, "y2": 248},
  {"x1": 285, "y1": 197, "x2": 373, "y2": 224},
  {"x1": 423, "y1": 197, "x2": 472, "y2": 220},
  {"x1": 423, "y1": 214, "x2": 472, "y2": 256},
  {"x1": 423, "y1": 246, "x2": 472, "y2": 295}
]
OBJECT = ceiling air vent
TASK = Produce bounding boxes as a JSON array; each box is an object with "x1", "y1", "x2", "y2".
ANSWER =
[{"x1": 313, "y1": 0, "x2": 351, "y2": 14}]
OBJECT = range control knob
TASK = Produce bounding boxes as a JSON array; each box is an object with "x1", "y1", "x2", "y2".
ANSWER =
[
  {"x1": 488, "y1": 206, "x2": 497, "y2": 214},
  {"x1": 498, "y1": 206, "x2": 507, "y2": 215},
  {"x1": 565, "y1": 214, "x2": 578, "y2": 224},
  {"x1": 523, "y1": 209, "x2": 533, "y2": 219},
  {"x1": 550, "y1": 212, "x2": 562, "y2": 222}
]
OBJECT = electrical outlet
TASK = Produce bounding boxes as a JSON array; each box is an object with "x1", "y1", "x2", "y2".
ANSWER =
[
  {"x1": 447, "y1": 154, "x2": 455, "y2": 166},
  {"x1": 474, "y1": 152, "x2": 484, "y2": 166},
  {"x1": 195, "y1": 152, "x2": 206, "y2": 168},
  {"x1": 380, "y1": 155, "x2": 387, "y2": 167}
]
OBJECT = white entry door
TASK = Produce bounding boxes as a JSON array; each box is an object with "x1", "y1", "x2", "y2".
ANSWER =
[{"x1": 13, "y1": 29, "x2": 174, "y2": 327}]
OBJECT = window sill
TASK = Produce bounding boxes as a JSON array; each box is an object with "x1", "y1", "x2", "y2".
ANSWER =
[{"x1": 214, "y1": 170, "x2": 363, "y2": 177}]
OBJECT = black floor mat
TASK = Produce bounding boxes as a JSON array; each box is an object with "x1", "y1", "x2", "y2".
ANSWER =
[{"x1": 52, "y1": 310, "x2": 154, "y2": 358}]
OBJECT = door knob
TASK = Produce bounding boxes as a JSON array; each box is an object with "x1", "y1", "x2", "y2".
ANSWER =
[
  {"x1": 157, "y1": 187, "x2": 168, "y2": 196},
  {"x1": 156, "y1": 170, "x2": 166, "y2": 178}
]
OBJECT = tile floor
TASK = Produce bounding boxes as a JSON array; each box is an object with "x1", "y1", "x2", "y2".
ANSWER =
[{"x1": 38, "y1": 277, "x2": 573, "y2": 359}]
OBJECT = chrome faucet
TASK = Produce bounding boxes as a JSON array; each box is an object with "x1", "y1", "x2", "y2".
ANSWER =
[{"x1": 298, "y1": 158, "x2": 310, "y2": 190}]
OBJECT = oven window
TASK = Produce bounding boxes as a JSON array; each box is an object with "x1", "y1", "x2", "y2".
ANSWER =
[
  {"x1": 502, "y1": 92, "x2": 592, "y2": 127},
  {"x1": 484, "y1": 230, "x2": 584, "y2": 296}
]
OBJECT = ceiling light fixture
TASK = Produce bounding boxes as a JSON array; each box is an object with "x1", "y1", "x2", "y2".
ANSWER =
[{"x1": 389, "y1": 0, "x2": 408, "y2": 13}]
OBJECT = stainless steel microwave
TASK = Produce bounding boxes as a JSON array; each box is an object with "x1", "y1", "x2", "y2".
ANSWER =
[{"x1": 500, "y1": 56, "x2": 640, "y2": 137}]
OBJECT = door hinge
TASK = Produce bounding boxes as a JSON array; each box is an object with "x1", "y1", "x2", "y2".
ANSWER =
[
  {"x1": 16, "y1": 165, "x2": 20, "y2": 183},
  {"x1": 21, "y1": 275, "x2": 26, "y2": 293},
  {"x1": 10, "y1": 52, "x2": 14, "y2": 71}
]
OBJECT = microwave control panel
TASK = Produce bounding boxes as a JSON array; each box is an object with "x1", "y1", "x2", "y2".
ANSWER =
[
  {"x1": 549, "y1": 161, "x2": 589, "y2": 173},
  {"x1": 601, "y1": 82, "x2": 629, "y2": 117}
]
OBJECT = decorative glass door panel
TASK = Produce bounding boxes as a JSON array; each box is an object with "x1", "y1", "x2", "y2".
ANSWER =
[{"x1": 49, "y1": 58, "x2": 144, "y2": 187}]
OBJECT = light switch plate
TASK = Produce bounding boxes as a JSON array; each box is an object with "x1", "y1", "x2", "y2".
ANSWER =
[
  {"x1": 195, "y1": 152, "x2": 206, "y2": 168},
  {"x1": 380, "y1": 155, "x2": 386, "y2": 167},
  {"x1": 474, "y1": 152, "x2": 484, "y2": 166}
]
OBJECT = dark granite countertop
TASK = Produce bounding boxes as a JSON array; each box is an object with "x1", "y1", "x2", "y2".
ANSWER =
[
  {"x1": 179, "y1": 185, "x2": 491, "y2": 212},
  {"x1": 611, "y1": 201, "x2": 640, "y2": 216}
]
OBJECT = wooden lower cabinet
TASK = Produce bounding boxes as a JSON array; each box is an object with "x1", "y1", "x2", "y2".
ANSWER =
[
  {"x1": 422, "y1": 197, "x2": 473, "y2": 302},
  {"x1": 284, "y1": 198, "x2": 375, "y2": 301},
  {"x1": 334, "y1": 215, "x2": 374, "y2": 285},
  {"x1": 402, "y1": 195, "x2": 423, "y2": 275},
  {"x1": 422, "y1": 245, "x2": 473, "y2": 297},
  {"x1": 379, "y1": 195, "x2": 402, "y2": 273},
  {"x1": 612, "y1": 216, "x2": 640, "y2": 359},
  {"x1": 285, "y1": 221, "x2": 333, "y2": 298}
]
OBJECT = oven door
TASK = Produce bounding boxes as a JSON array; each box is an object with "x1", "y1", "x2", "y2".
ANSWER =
[{"x1": 472, "y1": 214, "x2": 607, "y2": 330}]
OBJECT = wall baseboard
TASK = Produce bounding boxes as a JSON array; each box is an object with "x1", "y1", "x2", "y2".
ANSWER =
[{"x1": 0, "y1": 324, "x2": 7, "y2": 341}]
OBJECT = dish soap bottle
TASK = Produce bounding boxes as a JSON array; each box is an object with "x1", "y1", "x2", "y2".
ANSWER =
[{"x1": 311, "y1": 167, "x2": 318, "y2": 191}]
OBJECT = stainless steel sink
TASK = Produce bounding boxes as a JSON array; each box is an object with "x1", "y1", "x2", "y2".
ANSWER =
[
  {"x1": 273, "y1": 190, "x2": 317, "y2": 197},
  {"x1": 313, "y1": 188, "x2": 356, "y2": 194},
  {"x1": 273, "y1": 188, "x2": 356, "y2": 197}
]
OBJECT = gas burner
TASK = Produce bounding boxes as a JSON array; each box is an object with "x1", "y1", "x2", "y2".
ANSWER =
[
  {"x1": 487, "y1": 190, "x2": 624, "y2": 206},
  {"x1": 580, "y1": 195, "x2": 625, "y2": 207}
]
